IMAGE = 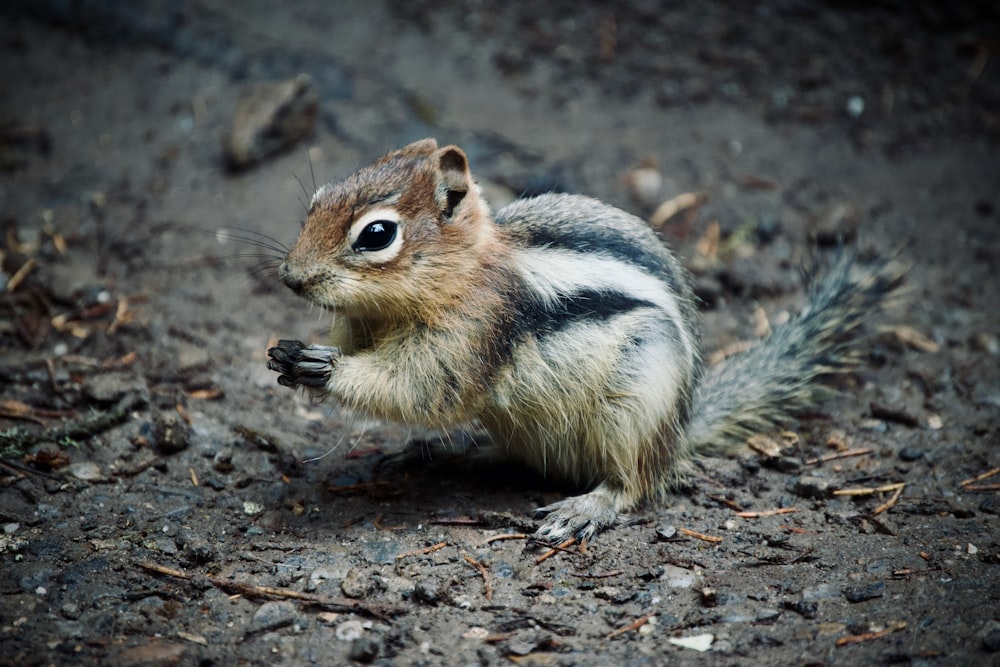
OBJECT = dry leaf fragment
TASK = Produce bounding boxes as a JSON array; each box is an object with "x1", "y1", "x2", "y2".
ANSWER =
[
  {"x1": 880, "y1": 325, "x2": 940, "y2": 353},
  {"x1": 668, "y1": 633, "x2": 714, "y2": 652},
  {"x1": 747, "y1": 434, "x2": 782, "y2": 458},
  {"x1": 694, "y1": 220, "x2": 720, "y2": 258},
  {"x1": 649, "y1": 192, "x2": 707, "y2": 231}
]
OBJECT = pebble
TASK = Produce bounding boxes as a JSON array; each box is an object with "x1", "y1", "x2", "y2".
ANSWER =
[
  {"x1": 898, "y1": 447, "x2": 924, "y2": 461},
  {"x1": 341, "y1": 567, "x2": 376, "y2": 599},
  {"x1": 251, "y1": 601, "x2": 298, "y2": 632},
  {"x1": 756, "y1": 608, "x2": 781, "y2": 623},
  {"x1": 655, "y1": 523, "x2": 677, "y2": 540},
  {"x1": 69, "y1": 462, "x2": 105, "y2": 482},
  {"x1": 151, "y1": 411, "x2": 191, "y2": 455},
  {"x1": 983, "y1": 621, "x2": 1000, "y2": 652},
  {"x1": 348, "y1": 636, "x2": 380, "y2": 663},
  {"x1": 971, "y1": 332, "x2": 999, "y2": 355},
  {"x1": 791, "y1": 476, "x2": 833, "y2": 499},
  {"x1": 212, "y1": 447, "x2": 234, "y2": 473},
  {"x1": 335, "y1": 619, "x2": 367, "y2": 641},
  {"x1": 843, "y1": 582, "x2": 885, "y2": 603},
  {"x1": 224, "y1": 74, "x2": 319, "y2": 170},
  {"x1": 414, "y1": 580, "x2": 441, "y2": 605},
  {"x1": 624, "y1": 163, "x2": 663, "y2": 209}
]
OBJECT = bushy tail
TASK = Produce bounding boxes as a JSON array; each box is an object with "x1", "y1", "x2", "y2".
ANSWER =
[{"x1": 684, "y1": 252, "x2": 904, "y2": 452}]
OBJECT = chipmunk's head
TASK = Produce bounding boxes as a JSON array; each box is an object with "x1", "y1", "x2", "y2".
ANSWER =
[{"x1": 279, "y1": 138, "x2": 492, "y2": 318}]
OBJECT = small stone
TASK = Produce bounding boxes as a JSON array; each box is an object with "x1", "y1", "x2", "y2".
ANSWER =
[
  {"x1": 242, "y1": 501, "x2": 263, "y2": 516},
  {"x1": 414, "y1": 580, "x2": 440, "y2": 605},
  {"x1": 594, "y1": 586, "x2": 635, "y2": 604},
  {"x1": 341, "y1": 568, "x2": 375, "y2": 599},
  {"x1": 846, "y1": 95, "x2": 865, "y2": 118},
  {"x1": 150, "y1": 411, "x2": 191, "y2": 455},
  {"x1": 252, "y1": 601, "x2": 297, "y2": 632},
  {"x1": 335, "y1": 619, "x2": 366, "y2": 641},
  {"x1": 623, "y1": 163, "x2": 663, "y2": 209},
  {"x1": 983, "y1": 622, "x2": 1000, "y2": 652},
  {"x1": 783, "y1": 599, "x2": 818, "y2": 619},
  {"x1": 979, "y1": 497, "x2": 1000, "y2": 516},
  {"x1": 212, "y1": 447, "x2": 234, "y2": 473},
  {"x1": 844, "y1": 582, "x2": 885, "y2": 603},
  {"x1": 971, "y1": 332, "x2": 999, "y2": 355},
  {"x1": 348, "y1": 636, "x2": 380, "y2": 663},
  {"x1": 655, "y1": 523, "x2": 677, "y2": 540},
  {"x1": 898, "y1": 447, "x2": 924, "y2": 462},
  {"x1": 224, "y1": 74, "x2": 319, "y2": 170},
  {"x1": 69, "y1": 462, "x2": 105, "y2": 482},
  {"x1": 756, "y1": 608, "x2": 781, "y2": 623},
  {"x1": 791, "y1": 476, "x2": 833, "y2": 499}
]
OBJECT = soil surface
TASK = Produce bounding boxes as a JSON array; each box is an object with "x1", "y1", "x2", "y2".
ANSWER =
[{"x1": 2, "y1": 2, "x2": 998, "y2": 665}]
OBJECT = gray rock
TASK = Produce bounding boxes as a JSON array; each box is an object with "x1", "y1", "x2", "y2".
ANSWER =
[
  {"x1": 251, "y1": 601, "x2": 298, "y2": 632},
  {"x1": 224, "y1": 74, "x2": 318, "y2": 170}
]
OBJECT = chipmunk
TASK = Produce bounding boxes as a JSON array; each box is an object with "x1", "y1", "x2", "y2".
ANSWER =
[{"x1": 266, "y1": 138, "x2": 900, "y2": 543}]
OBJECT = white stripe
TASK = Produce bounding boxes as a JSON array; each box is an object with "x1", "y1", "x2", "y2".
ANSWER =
[{"x1": 513, "y1": 246, "x2": 696, "y2": 362}]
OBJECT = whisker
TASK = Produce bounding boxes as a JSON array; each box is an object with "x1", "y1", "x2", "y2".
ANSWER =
[
  {"x1": 302, "y1": 430, "x2": 348, "y2": 463},
  {"x1": 289, "y1": 168, "x2": 311, "y2": 215},
  {"x1": 215, "y1": 226, "x2": 290, "y2": 254},
  {"x1": 309, "y1": 152, "x2": 318, "y2": 194}
]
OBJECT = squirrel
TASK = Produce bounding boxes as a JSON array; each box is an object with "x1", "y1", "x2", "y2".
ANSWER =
[{"x1": 266, "y1": 138, "x2": 901, "y2": 543}]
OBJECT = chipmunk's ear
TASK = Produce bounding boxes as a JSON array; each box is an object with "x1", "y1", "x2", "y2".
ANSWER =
[
  {"x1": 398, "y1": 138, "x2": 438, "y2": 157},
  {"x1": 436, "y1": 145, "x2": 470, "y2": 220}
]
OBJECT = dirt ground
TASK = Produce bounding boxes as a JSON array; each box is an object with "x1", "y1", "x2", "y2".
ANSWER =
[{"x1": 2, "y1": 2, "x2": 998, "y2": 665}]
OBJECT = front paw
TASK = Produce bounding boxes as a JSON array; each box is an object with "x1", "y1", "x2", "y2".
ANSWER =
[{"x1": 266, "y1": 339, "x2": 339, "y2": 390}]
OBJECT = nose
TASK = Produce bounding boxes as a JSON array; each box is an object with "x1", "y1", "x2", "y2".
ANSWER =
[{"x1": 279, "y1": 262, "x2": 306, "y2": 294}]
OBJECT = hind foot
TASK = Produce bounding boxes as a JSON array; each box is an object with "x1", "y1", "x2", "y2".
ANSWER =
[{"x1": 533, "y1": 484, "x2": 628, "y2": 544}]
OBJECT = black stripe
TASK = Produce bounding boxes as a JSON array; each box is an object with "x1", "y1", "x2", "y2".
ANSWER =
[
  {"x1": 516, "y1": 225, "x2": 670, "y2": 281},
  {"x1": 515, "y1": 289, "x2": 657, "y2": 339},
  {"x1": 496, "y1": 195, "x2": 688, "y2": 298}
]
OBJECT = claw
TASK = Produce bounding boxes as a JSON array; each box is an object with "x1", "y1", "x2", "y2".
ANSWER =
[
  {"x1": 533, "y1": 488, "x2": 622, "y2": 544},
  {"x1": 266, "y1": 340, "x2": 339, "y2": 391}
]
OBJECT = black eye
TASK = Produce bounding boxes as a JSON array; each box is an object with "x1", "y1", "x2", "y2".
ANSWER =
[{"x1": 352, "y1": 221, "x2": 398, "y2": 252}]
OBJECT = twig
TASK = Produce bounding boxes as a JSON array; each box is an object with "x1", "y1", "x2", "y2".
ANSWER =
[
  {"x1": 735, "y1": 508, "x2": 799, "y2": 518},
  {"x1": 870, "y1": 484, "x2": 905, "y2": 516},
  {"x1": 678, "y1": 527, "x2": 723, "y2": 544},
  {"x1": 396, "y1": 541, "x2": 447, "y2": 560},
  {"x1": 836, "y1": 621, "x2": 906, "y2": 646},
  {"x1": 833, "y1": 482, "x2": 905, "y2": 497},
  {"x1": 0, "y1": 394, "x2": 146, "y2": 456},
  {"x1": 135, "y1": 561, "x2": 398, "y2": 621},
  {"x1": 606, "y1": 613, "x2": 653, "y2": 640},
  {"x1": 707, "y1": 495, "x2": 745, "y2": 511},
  {"x1": 462, "y1": 554, "x2": 493, "y2": 601},
  {"x1": 570, "y1": 570, "x2": 624, "y2": 579},
  {"x1": 960, "y1": 466, "x2": 1000, "y2": 487},
  {"x1": 480, "y1": 533, "x2": 528, "y2": 546},
  {"x1": 803, "y1": 448, "x2": 874, "y2": 466},
  {"x1": 962, "y1": 483, "x2": 1000, "y2": 492},
  {"x1": 535, "y1": 537, "x2": 577, "y2": 564},
  {"x1": 6, "y1": 258, "x2": 37, "y2": 292},
  {"x1": 891, "y1": 567, "x2": 942, "y2": 579}
]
